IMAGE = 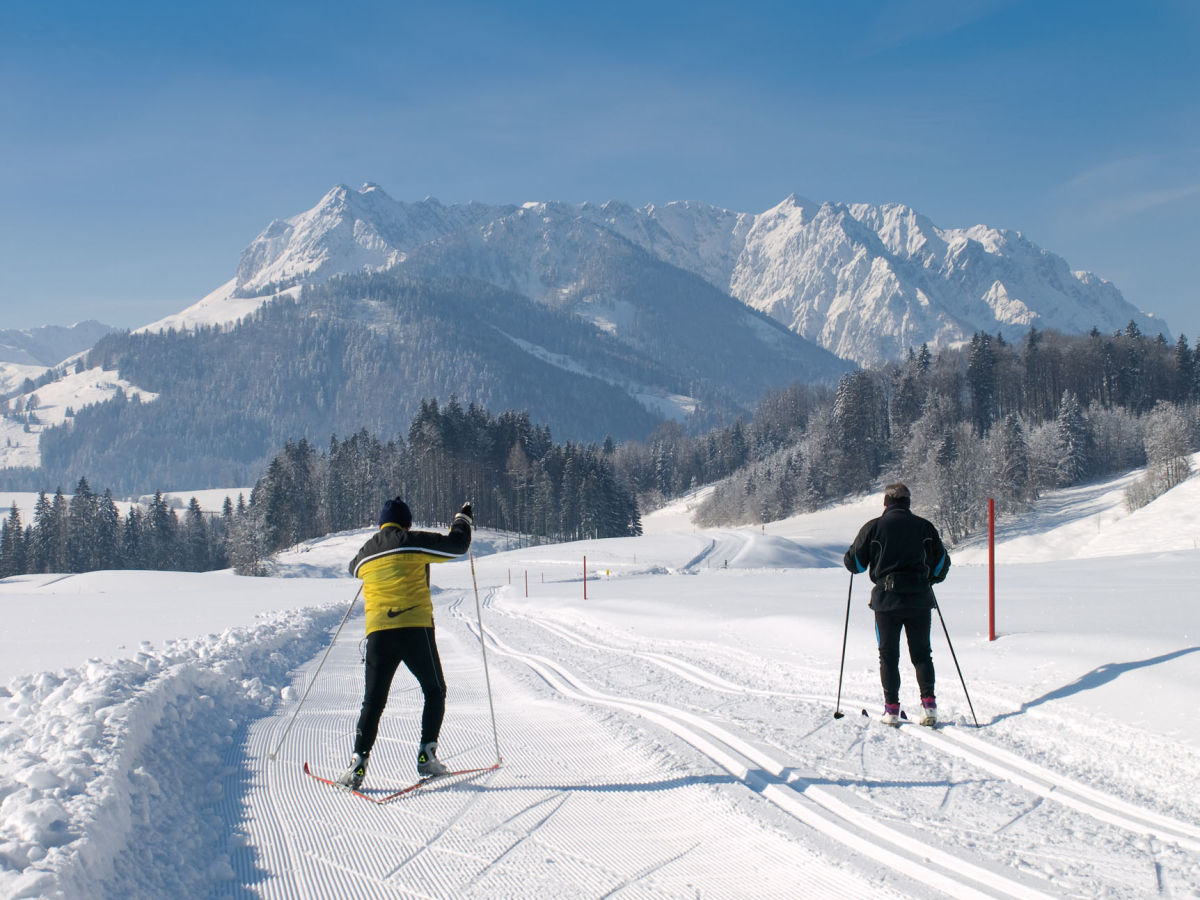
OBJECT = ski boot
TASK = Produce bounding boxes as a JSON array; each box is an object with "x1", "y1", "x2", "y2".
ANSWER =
[
  {"x1": 919, "y1": 696, "x2": 937, "y2": 727},
  {"x1": 880, "y1": 703, "x2": 901, "y2": 727},
  {"x1": 417, "y1": 742, "x2": 449, "y2": 777},
  {"x1": 337, "y1": 752, "x2": 368, "y2": 790}
]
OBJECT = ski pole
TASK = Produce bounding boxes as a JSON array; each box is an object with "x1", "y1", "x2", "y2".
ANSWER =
[
  {"x1": 267, "y1": 584, "x2": 362, "y2": 761},
  {"x1": 933, "y1": 600, "x2": 980, "y2": 728},
  {"x1": 470, "y1": 551, "x2": 503, "y2": 764},
  {"x1": 833, "y1": 573, "x2": 853, "y2": 719}
]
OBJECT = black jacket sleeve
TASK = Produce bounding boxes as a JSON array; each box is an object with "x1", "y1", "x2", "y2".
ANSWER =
[
  {"x1": 844, "y1": 520, "x2": 876, "y2": 573},
  {"x1": 925, "y1": 526, "x2": 950, "y2": 584}
]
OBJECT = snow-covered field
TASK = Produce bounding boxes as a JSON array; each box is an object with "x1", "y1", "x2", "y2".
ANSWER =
[{"x1": 2, "y1": 462, "x2": 1199, "y2": 898}]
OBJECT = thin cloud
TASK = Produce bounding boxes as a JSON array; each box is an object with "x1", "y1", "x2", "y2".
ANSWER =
[
  {"x1": 857, "y1": 0, "x2": 1016, "y2": 56},
  {"x1": 1052, "y1": 150, "x2": 1200, "y2": 226}
]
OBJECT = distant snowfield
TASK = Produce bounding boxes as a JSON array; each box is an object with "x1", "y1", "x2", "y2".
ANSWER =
[
  {"x1": 0, "y1": 367, "x2": 158, "y2": 471},
  {"x1": 133, "y1": 279, "x2": 294, "y2": 335},
  {"x1": 0, "y1": 488, "x2": 250, "y2": 524},
  {"x1": 1, "y1": 463, "x2": 1199, "y2": 898},
  {"x1": 0, "y1": 362, "x2": 47, "y2": 397}
]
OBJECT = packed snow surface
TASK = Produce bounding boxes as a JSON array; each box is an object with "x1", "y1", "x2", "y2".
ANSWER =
[{"x1": 2, "y1": 463, "x2": 1199, "y2": 898}]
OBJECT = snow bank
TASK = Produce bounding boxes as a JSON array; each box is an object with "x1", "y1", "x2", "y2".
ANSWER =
[{"x1": 0, "y1": 602, "x2": 344, "y2": 899}]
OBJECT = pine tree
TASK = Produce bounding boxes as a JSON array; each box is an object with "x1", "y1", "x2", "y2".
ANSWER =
[
  {"x1": 0, "y1": 504, "x2": 23, "y2": 577},
  {"x1": 831, "y1": 370, "x2": 886, "y2": 494},
  {"x1": 123, "y1": 506, "x2": 145, "y2": 569},
  {"x1": 967, "y1": 332, "x2": 997, "y2": 435},
  {"x1": 992, "y1": 413, "x2": 1034, "y2": 511},
  {"x1": 95, "y1": 490, "x2": 122, "y2": 570},
  {"x1": 48, "y1": 489, "x2": 69, "y2": 573},
  {"x1": 184, "y1": 498, "x2": 210, "y2": 572},
  {"x1": 146, "y1": 492, "x2": 178, "y2": 569},
  {"x1": 67, "y1": 477, "x2": 99, "y2": 573},
  {"x1": 1173, "y1": 335, "x2": 1194, "y2": 402},
  {"x1": 1054, "y1": 392, "x2": 1094, "y2": 486}
]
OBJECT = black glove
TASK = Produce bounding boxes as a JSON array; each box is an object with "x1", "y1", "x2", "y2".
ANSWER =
[{"x1": 459, "y1": 502, "x2": 473, "y2": 520}]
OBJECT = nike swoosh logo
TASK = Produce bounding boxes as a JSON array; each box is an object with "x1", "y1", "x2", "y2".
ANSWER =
[{"x1": 386, "y1": 606, "x2": 417, "y2": 618}]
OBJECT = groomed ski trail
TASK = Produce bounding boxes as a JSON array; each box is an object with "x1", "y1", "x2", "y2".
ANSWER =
[
  {"x1": 490, "y1": 599, "x2": 1200, "y2": 855},
  {"x1": 228, "y1": 592, "x2": 892, "y2": 899},
  {"x1": 456, "y1": 599, "x2": 1051, "y2": 900},
  {"x1": 466, "y1": 588, "x2": 1200, "y2": 898}
]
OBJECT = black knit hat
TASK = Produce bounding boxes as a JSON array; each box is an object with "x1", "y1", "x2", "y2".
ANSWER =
[{"x1": 379, "y1": 497, "x2": 412, "y2": 528}]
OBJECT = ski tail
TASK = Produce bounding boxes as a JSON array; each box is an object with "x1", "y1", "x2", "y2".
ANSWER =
[{"x1": 302, "y1": 761, "x2": 388, "y2": 804}]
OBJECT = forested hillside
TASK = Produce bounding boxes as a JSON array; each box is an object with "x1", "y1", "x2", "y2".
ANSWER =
[
  {"x1": 5, "y1": 267, "x2": 845, "y2": 494},
  {"x1": 616, "y1": 324, "x2": 1199, "y2": 541},
  {"x1": 0, "y1": 399, "x2": 640, "y2": 578},
  {"x1": 19, "y1": 277, "x2": 662, "y2": 492}
]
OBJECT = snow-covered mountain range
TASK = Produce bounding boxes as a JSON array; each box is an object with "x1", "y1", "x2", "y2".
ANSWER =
[
  {"x1": 0, "y1": 183, "x2": 1164, "y2": 488},
  {"x1": 0, "y1": 321, "x2": 113, "y2": 368},
  {"x1": 153, "y1": 183, "x2": 1164, "y2": 365},
  {"x1": 0, "y1": 320, "x2": 115, "y2": 395}
]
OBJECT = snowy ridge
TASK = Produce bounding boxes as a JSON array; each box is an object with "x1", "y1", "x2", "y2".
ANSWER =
[
  {"x1": 0, "y1": 322, "x2": 114, "y2": 368},
  {"x1": 160, "y1": 183, "x2": 1163, "y2": 367},
  {"x1": 143, "y1": 183, "x2": 1162, "y2": 367},
  {"x1": 134, "y1": 279, "x2": 275, "y2": 335},
  {"x1": 729, "y1": 197, "x2": 1162, "y2": 364},
  {"x1": 234, "y1": 185, "x2": 512, "y2": 297}
]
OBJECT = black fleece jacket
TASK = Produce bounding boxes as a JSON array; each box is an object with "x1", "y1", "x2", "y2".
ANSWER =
[{"x1": 844, "y1": 505, "x2": 950, "y2": 612}]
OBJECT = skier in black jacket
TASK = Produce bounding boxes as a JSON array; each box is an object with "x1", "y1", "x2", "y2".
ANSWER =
[{"x1": 844, "y1": 483, "x2": 950, "y2": 726}]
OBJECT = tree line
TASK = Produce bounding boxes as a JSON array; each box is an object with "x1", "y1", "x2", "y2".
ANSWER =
[
  {"x1": 0, "y1": 479, "x2": 231, "y2": 577},
  {"x1": 613, "y1": 324, "x2": 1199, "y2": 542},
  {"x1": 2, "y1": 399, "x2": 642, "y2": 578},
  {"x1": 230, "y1": 398, "x2": 641, "y2": 574}
]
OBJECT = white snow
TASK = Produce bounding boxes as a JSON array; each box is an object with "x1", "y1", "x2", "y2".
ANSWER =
[
  {"x1": 135, "y1": 279, "x2": 296, "y2": 335},
  {"x1": 2, "y1": 461, "x2": 1199, "y2": 897},
  {"x1": 0, "y1": 363, "x2": 48, "y2": 398},
  {"x1": 0, "y1": 368, "x2": 158, "y2": 471}
]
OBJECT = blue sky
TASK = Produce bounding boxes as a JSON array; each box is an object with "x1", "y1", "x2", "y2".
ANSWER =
[{"x1": 1, "y1": 0, "x2": 1197, "y2": 340}]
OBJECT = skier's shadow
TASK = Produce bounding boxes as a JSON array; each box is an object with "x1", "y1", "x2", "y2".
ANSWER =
[
  {"x1": 989, "y1": 646, "x2": 1200, "y2": 725},
  {"x1": 446, "y1": 771, "x2": 952, "y2": 794}
]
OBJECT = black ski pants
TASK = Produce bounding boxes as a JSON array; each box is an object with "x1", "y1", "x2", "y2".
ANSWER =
[
  {"x1": 874, "y1": 608, "x2": 935, "y2": 705},
  {"x1": 353, "y1": 626, "x2": 445, "y2": 758}
]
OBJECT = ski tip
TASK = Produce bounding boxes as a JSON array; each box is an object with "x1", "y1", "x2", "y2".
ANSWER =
[{"x1": 860, "y1": 708, "x2": 868, "y2": 717}]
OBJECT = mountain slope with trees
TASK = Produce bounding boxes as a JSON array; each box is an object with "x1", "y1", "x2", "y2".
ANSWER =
[
  {"x1": 618, "y1": 325, "x2": 1198, "y2": 541},
  {"x1": 4, "y1": 264, "x2": 842, "y2": 494}
]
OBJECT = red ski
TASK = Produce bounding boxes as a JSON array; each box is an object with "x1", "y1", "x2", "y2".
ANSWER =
[{"x1": 302, "y1": 760, "x2": 501, "y2": 804}]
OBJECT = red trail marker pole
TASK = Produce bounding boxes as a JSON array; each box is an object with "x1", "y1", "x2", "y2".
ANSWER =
[{"x1": 988, "y1": 497, "x2": 996, "y2": 642}]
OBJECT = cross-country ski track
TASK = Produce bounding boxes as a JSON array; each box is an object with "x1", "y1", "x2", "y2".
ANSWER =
[
  {"x1": 5, "y1": 469, "x2": 1200, "y2": 898},
  {"x1": 227, "y1": 561, "x2": 1198, "y2": 897}
]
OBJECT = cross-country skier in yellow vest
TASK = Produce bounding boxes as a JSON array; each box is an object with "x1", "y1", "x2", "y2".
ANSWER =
[{"x1": 337, "y1": 498, "x2": 472, "y2": 790}]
